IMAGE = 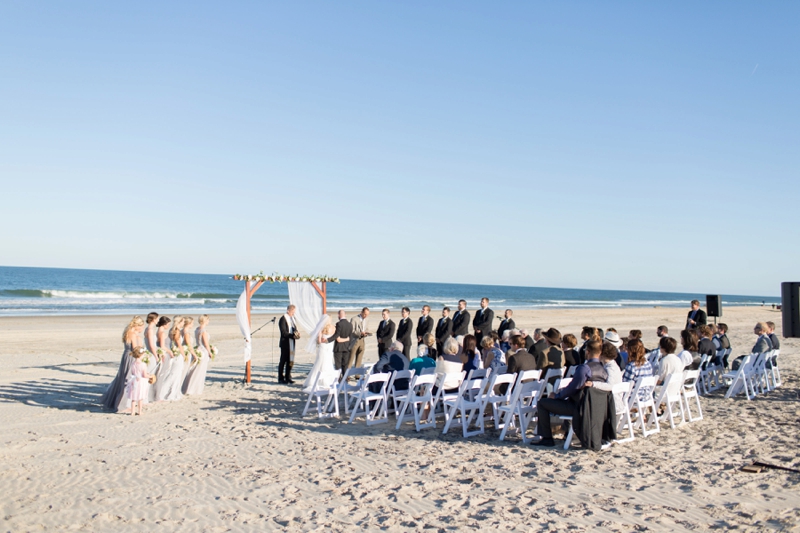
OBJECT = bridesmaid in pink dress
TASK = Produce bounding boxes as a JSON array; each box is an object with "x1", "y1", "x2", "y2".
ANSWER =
[{"x1": 125, "y1": 346, "x2": 153, "y2": 416}]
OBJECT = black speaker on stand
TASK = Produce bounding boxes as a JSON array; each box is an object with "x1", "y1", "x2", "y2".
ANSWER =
[
  {"x1": 781, "y1": 282, "x2": 800, "y2": 338},
  {"x1": 706, "y1": 295, "x2": 722, "y2": 324}
]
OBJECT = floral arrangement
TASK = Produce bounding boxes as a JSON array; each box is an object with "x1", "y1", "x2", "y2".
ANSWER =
[
  {"x1": 156, "y1": 348, "x2": 165, "y2": 361},
  {"x1": 233, "y1": 271, "x2": 340, "y2": 283},
  {"x1": 142, "y1": 351, "x2": 152, "y2": 365},
  {"x1": 209, "y1": 345, "x2": 218, "y2": 361},
  {"x1": 194, "y1": 346, "x2": 203, "y2": 361}
]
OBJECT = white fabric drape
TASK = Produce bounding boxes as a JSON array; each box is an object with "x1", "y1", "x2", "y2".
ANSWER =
[
  {"x1": 287, "y1": 282, "x2": 324, "y2": 352},
  {"x1": 236, "y1": 289, "x2": 252, "y2": 363}
]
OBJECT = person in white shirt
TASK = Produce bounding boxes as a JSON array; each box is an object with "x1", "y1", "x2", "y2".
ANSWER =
[{"x1": 656, "y1": 336, "x2": 684, "y2": 385}]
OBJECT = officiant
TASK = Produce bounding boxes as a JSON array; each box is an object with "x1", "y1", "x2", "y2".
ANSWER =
[{"x1": 347, "y1": 307, "x2": 371, "y2": 370}]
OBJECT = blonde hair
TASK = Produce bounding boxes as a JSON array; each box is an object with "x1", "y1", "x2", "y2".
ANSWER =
[
  {"x1": 171, "y1": 316, "x2": 183, "y2": 343},
  {"x1": 755, "y1": 322, "x2": 767, "y2": 333},
  {"x1": 183, "y1": 316, "x2": 194, "y2": 328},
  {"x1": 322, "y1": 323, "x2": 335, "y2": 335},
  {"x1": 131, "y1": 346, "x2": 146, "y2": 359},
  {"x1": 123, "y1": 316, "x2": 145, "y2": 343},
  {"x1": 198, "y1": 314, "x2": 209, "y2": 326}
]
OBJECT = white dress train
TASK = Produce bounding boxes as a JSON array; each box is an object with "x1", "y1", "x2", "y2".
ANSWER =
[
  {"x1": 303, "y1": 337, "x2": 336, "y2": 393},
  {"x1": 160, "y1": 345, "x2": 185, "y2": 401},
  {"x1": 183, "y1": 328, "x2": 210, "y2": 396}
]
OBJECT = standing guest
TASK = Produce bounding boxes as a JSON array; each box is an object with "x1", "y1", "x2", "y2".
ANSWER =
[
  {"x1": 452, "y1": 300, "x2": 471, "y2": 337},
  {"x1": 532, "y1": 339, "x2": 607, "y2": 447},
  {"x1": 657, "y1": 325, "x2": 670, "y2": 339},
  {"x1": 561, "y1": 334, "x2": 581, "y2": 368},
  {"x1": 184, "y1": 315, "x2": 212, "y2": 395},
  {"x1": 376, "y1": 309, "x2": 396, "y2": 356},
  {"x1": 101, "y1": 315, "x2": 144, "y2": 411},
  {"x1": 125, "y1": 346, "x2": 153, "y2": 416},
  {"x1": 686, "y1": 300, "x2": 707, "y2": 329},
  {"x1": 416, "y1": 305, "x2": 434, "y2": 348},
  {"x1": 435, "y1": 307, "x2": 453, "y2": 354},
  {"x1": 410, "y1": 345, "x2": 436, "y2": 375},
  {"x1": 423, "y1": 333, "x2": 438, "y2": 359},
  {"x1": 506, "y1": 335, "x2": 537, "y2": 375},
  {"x1": 498, "y1": 309, "x2": 516, "y2": 340},
  {"x1": 461, "y1": 334, "x2": 481, "y2": 373},
  {"x1": 326, "y1": 310, "x2": 354, "y2": 377},
  {"x1": 143, "y1": 312, "x2": 160, "y2": 403},
  {"x1": 521, "y1": 329, "x2": 535, "y2": 351},
  {"x1": 678, "y1": 329, "x2": 701, "y2": 369},
  {"x1": 697, "y1": 325, "x2": 716, "y2": 367},
  {"x1": 395, "y1": 307, "x2": 414, "y2": 359},
  {"x1": 278, "y1": 305, "x2": 299, "y2": 384},
  {"x1": 347, "y1": 307, "x2": 371, "y2": 371},
  {"x1": 623, "y1": 339, "x2": 654, "y2": 402},
  {"x1": 481, "y1": 336, "x2": 506, "y2": 373},
  {"x1": 472, "y1": 298, "x2": 494, "y2": 346},
  {"x1": 154, "y1": 316, "x2": 173, "y2": 401},
  {"x1": 537, "y1": 328, "x2": 565, "y2": 373}
]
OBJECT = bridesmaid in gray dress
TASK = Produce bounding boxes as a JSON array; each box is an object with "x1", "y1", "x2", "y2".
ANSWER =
[{"x1": 101, "y1": 316, "x2": 144, "y2": 410}]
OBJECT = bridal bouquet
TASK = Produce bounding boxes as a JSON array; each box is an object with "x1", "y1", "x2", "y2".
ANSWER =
[
  {"x1": 194, "y1": 346, "x2": 203, "y2": 361},
  {"x1": 156, "y1": 348, "x2": 165, "y2": 361},
  {"x1": 209, "y1": 345, "x2": 218, "y2": 361}
]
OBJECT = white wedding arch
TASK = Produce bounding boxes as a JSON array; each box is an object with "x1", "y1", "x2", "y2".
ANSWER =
[{"x1": 233, "y1": 272, "x2": 340, "y2": 383}]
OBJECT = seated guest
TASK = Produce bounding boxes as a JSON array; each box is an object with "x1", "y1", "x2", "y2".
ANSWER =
[
  {"x1": 423, "y1": 333, "x2": 438, "y2": 359},
  {"x1": 578, "y1": 326, "x2": 594, "y2": 363},
  {"x1": 372, "y1": 341, "x2": 410, "y2": 391},
  {"x1": 461, "y1": 334, "x2": 481, "y2": 373},
  {"x1": 677, "y1": 329, "x2": 700, "y2": 369},
  {"x1": 434, "y1": 337, "x2": 464, "y2": 394},
  {"x1": 481, "y1": 336, "x2": 506, "y2": 373},
  {"x1": 520, "y1": 329, "x2": 535, "y2": 351},
  {"x1": 586, "y1": 341, "x2": 624, "y2": 417},
  {"x1": 604, "y1": 331, "x2": 625, "y2": 368},
  {"x1": 537, "y1": 328, "x2": 565, "y2": 373},
  {"x1": 623, "y1": 339, "x2": 654, "y2": 402},
  {"x1": 532, "y1": 339, "x2": 607, "y2": 447},
  {"x1": 506, "y1": 335, "x2": 537, "y2": 375},
  {"x1": 627, "y1": 329, "x2": 645, "y2": 351},
  {"x1": 715, "y1": 323, "x2": 731, "y2": 367},
  {"x1": 732, "y1": 322, "x2": 773, "y2": 370},
  {"x1": 499, "y1": 330, "x2": 512, "y2": 353},
  {"x1": 561, "y1": 334, "x2": 580, "y2": 369},
  {"x1": 410, "y1": 344, "x2": 436, "y2": 375},
  {"x1": 766, "y1": 321, "x2": 780, "y2": 351},
  {"x1": 529, "y1": 328, "x2": 548, "y2": 360},
  {"x1": 655, "y1": 336, "x2": 683, "y2": 387},
  {"x1": 697, "y1": 325, "x2": 716, "y2": 368},
  {"x1": 656, "y1": 325, "x2": 670, "y2": 339}
]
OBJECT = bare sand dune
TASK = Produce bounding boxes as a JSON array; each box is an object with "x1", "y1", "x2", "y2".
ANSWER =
[{"x1": 1, "y1": 307, "x2": 798, "y2": 531}]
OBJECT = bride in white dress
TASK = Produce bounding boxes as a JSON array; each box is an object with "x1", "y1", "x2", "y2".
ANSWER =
[{"x1": 302, "y1": 315, "x2": 338, "y2": 393}]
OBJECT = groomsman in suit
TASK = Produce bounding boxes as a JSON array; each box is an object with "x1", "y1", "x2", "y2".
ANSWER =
[
  {"x1": 347, "y1": 307, "x2": 371, "y2": 370},
  {"x1": 686, "y1": 300, "x2": 707, "y2": 329},
  {"x1": 278, "y1": 304, "x2": 298, "y2": 384},
  {"x1": 435, "y1": 307, "x2": 453, "y2": 354},
  {"x1": 376, "y1": 309, "x2": 395, "y2": 356},
  {"x1": 472, "y1": 297, "x2": 494, "y2": 346},
  {"x1": 326, "y1": 310, "x2": 354, "y2": 378},
  {"x1": 416, "y1": 305, "x2": 434, "y2": 348},
  {"x1": 396, "y1": 307, "x2": 414, "y2": 359},
  {"x1": 452, "y1": 300, "x2": 470, "y2": 337},
  {"x1": 498, "y1": 309, "x2": 515, "y2": 339}
]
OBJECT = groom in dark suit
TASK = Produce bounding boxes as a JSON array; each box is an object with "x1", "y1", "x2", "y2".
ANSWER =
[
  {"x1": 278, "y1": 305, "x2": 298, "y2": 384},
  {"x1": 327, "y1": 310, "x2": 354, "y2": 378},
  {"x1": 473, "y1": 297, "x2": 494, "y2": 346}
]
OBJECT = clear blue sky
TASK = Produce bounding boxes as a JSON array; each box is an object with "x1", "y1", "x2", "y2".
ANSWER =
[{"x1": 1, "y1": 2, "x2": 797, "y2": 296}]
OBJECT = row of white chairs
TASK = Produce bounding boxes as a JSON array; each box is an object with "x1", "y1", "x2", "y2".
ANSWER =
[{"x1": 720, "y1": 349, "x2": 781, "y2": 400}]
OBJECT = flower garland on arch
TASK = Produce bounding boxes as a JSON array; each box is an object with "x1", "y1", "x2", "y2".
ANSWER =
[{"x1": 232, "y1": 272, "x2": 340, "y2": 284}]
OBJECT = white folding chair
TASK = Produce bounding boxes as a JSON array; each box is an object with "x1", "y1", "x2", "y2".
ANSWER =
[
  {"x1": 395, "y1": 373, "x2": 437, "y2": 431},
  {"x1": 339, "y1": 366, "x2": 368, "y2": 415},
  {"x1": 386, "y1": 369, "x2": 415, "y2": 417},
  {"x1": 516, "y1": 380, "x2": 547, "y2": 444},
  {"x1": 442, "y1": 376, "x2": 487, "y2": 438},
  {"x1": 681, "y1": 370, "x2": 703, "y2": 422},
  {"x1": 418, "y1": 365, "x2": 436, "y2": 376},
  {"x1": 646, "y1": 349, "x2": 661, "y2": 370},
  {"x1": 630, "y1": 376, "x2": 660, "y2": 437},
  {"x1": 348, "y1": 372, "x2": 391, "y2": 425},
  {"x1": 612, "y1": 381, "x2": 635, "y2": 443},
  {"x1": 722, "y1": 354, "x2": 754, "y2": 400},
  {"x1": 747, "y1": 352, "x2": 769, "y2": 395},
  {"x1": 481, "y1": 373, "x2": 517, "y2": 429},
  {"x1": 301, "y1": 370, "x2": 341, "y2": 418},
  {"x1": 565, "y1": 366, "x2": 577, "y2": 378},
  {"x1": 431, "y1": 371, "x2": 465, "y2": 417},
  {"x1": 496, "y1": 369, "x2": 542, "y2": 440},
  {"x1": 654, "y1": 372, "x2": 686, "y2": 429},
  {"x1": 543, "y1": 367, "x2": 566, "y2": 393},
  {"x1": 552, "y1": 378, "x2": 576, "y2": 450},
  {"x1": 769, "y1": 349, "x2": 781, "y2": 388}
]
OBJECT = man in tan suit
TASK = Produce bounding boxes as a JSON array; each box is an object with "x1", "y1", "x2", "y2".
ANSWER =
[{"x1": 347, "y1": 307, "x2": 371, "y2": 370}]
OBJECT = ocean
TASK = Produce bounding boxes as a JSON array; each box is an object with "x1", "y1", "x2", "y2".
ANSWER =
[{"x1": 0, "y1": 266, "x2": 780, "y2": 317}]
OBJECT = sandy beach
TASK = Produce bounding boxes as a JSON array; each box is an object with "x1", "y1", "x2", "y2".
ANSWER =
[{"x1": 1, "y1": 306, "x2": 798, "y2": 531}]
